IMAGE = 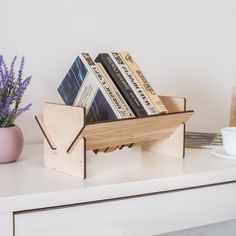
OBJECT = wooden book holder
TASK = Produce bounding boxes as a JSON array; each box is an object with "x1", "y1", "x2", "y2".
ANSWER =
[{"x1": 35, "y1": 96, "x2": 193, "y2": 179}]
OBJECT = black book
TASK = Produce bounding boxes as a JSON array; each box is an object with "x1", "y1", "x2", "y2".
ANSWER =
[{"x1": 95, "y1": 53, "x2": 147, "y2": 117}]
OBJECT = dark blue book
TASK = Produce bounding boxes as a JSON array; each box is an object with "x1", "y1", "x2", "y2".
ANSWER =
[{"x1": 58, "y1": 53, "x2": 128, "y2": 122}]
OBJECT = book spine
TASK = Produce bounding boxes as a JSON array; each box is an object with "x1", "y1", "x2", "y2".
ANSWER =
[
  {"x1": 110, "y1": 52, "x2": 159, "y2": 115},
  {"x1": 81, "y1": 53, "x2": 129, "y2": 119},
  {"x1": 95, "y1": 53, "x2": 147, "y2": 117},
  {"x1": 96, "y1": 63, "x2": 135, "y2": 118},
  {"x1": 119, "y1": 52, "x2": 168, "y2": 114}
]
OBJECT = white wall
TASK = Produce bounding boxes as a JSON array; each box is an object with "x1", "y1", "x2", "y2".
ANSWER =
[{"x1": 1, "y1": 0, "x2": 236, "y2": 144}]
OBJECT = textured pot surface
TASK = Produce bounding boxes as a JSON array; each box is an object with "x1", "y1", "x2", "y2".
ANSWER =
[{"x1": 0, "y1": 125, "x2": 23, "y2": 164}]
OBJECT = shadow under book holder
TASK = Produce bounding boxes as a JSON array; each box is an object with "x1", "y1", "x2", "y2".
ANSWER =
[{"x1": 35, "y1": 96, "x2": 193, "y2": 179}]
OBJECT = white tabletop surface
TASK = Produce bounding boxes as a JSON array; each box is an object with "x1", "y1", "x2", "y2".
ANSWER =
[{"x1": 1, "y1": 144, "x2": 236, "y2": 213}]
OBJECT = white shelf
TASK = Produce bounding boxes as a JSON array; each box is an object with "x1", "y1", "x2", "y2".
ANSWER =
[{"x1": 0, "y1": 144, "x2": 236, "y2": 213}]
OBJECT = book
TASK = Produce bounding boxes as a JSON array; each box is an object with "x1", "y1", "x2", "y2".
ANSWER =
[
  {"x1": 185, "y1": 132, "x2": 222, "y2": 149},
  {"x1": 119, "y1": 52, "x2": 168, "y2": 114},
  {"x1": 57, "y1": 53, "x2": 130, "y2": 122},
  {"x1": 95, "y1": 53, "x2": 148, "y2": 117},
  {"x1": 109, "y1": 52, "x2": 159, "y2": 115},
  {"x1": 96, "y1": 62, "x2": 135, "y2": 118}
]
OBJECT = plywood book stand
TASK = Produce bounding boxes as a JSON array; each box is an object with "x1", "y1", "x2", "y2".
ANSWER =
[{"x1": 35, "y1": 96, "x2": 193, "y2": 179}]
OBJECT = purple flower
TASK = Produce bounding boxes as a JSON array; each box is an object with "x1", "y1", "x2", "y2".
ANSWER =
[
  {"x1": 0, "y1": 55, "x2": 32, "y2": 127},
  {"x1": 0, "y1": 55, "x2": 6, "y2": 89},
  {"x1": 17, "y1": 56, "x2": 25, "y2": 83},
  {"x1": 16, "y1": 103, "x2": 32, "y2": 116},
  {"x1": 10, "y1": 56, "x2": 17, "y2": 74},
  {"x1": 5, "y1": 95, "x2": 12, "y2": 110},
  {"x1": 21, "y1": 76, "x2": 31, "y2": 90}
]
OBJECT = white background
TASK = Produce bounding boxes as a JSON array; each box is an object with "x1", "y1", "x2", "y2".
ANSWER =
[{"x1": 1, "y1": 0, "x2": 236, "y2": 144}]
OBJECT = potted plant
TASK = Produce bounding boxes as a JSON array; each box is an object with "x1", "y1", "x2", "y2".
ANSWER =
[{"x1": 0, "y1": 55, "x2": 32, "y2": 163}]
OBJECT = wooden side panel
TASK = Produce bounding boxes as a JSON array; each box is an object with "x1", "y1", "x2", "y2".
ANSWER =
[
  {"x1": 43, "y1": 103, "x2": 86, "y2": 178},
  {"x1": 159, "y1": 96, "x2": 186, "y2": 112},
  {"x1": 44, "y1": 139, "x2": 57, "y2": 169},
  {"x1": 44, "y1": 103, "x2": 85, "y2": 150},
  {"x1": 44, "y1": 137, "x2": 86, "y2": 178},
  {"x1": 142, "y1": 124, "x2": 185, "y2": 158},
  {"x1": 142, "y1": 97, "x2": 187, "y2": 158},
  {"x1": 57, "y1": 138, "x2": 86, "y2": 178},
  {"x1": 69, "y1": 111, "x2": 193, "y2": 151},
  {"x1": 35, "y1": 115, "x2": 57, "y2": 150},
  {"x1": 230, "y1": 87, "x2": 236, "y2": 126}
]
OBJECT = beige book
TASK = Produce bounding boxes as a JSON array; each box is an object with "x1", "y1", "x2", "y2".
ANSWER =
[
  {"x1": 96, "y1": 62, "x2": 135, "y2": 118},
  {"x1": 119, "y1": 52, "x2": 168, "y2": 114},
  {"x1": 96, "y1": 63, "x2": 135, "y2": 154}
]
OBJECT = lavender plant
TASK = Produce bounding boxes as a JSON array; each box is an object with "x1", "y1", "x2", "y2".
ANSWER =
[{"x1": 0, "y1": 55, "x2": 32, "y2": 128}]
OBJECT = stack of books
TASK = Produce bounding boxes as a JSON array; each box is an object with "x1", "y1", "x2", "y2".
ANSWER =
[
  {"x1": 58, "y1": 52, "x2": 168, "y2": 123},
  {"x1": 185, "y1": 132, "x2": 222, "y2": 149}
]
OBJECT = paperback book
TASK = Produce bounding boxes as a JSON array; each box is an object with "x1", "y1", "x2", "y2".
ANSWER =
[
  {"x1": 95, "y1": 53, "x2": 147, "y2": 117},
  {"x1": 119, "y1": 52, "x2": 168, "y2": 114},
  {"x1": 57, "y1": 53, "x2": 130, "y2": 122},
  {"x1": 110, "y1": 52, "x2": 159, "y2": 115},
  {"x1": 96, "y1": 62, "x2": 135, "y2": 118}
]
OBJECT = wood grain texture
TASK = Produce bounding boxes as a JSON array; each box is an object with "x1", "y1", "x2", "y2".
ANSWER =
[
  {"x1": 43, "y1": 103, "x2": 85, "y2": 150},
  {"x1": 142, "y1": 96, "x2": 186, "y2": 157},
  {"x1": 35, "y1": 114, "x2": 57, "y2": 150},
  {"x1": 142, "y1": 124, "x2": 185, "y2": 158},
  {"x1": 159, "y1": 96, "x2": 186, "y2": 112},
  {"x1": 68, "y1": 111, "x2": 193, "y2": 151},
  {"x1": 43, "y1": 103, "x2": 86, "y2": 178},
  {"x1": 36, "y1": 96, "x2": 193, "y2": 178}
]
